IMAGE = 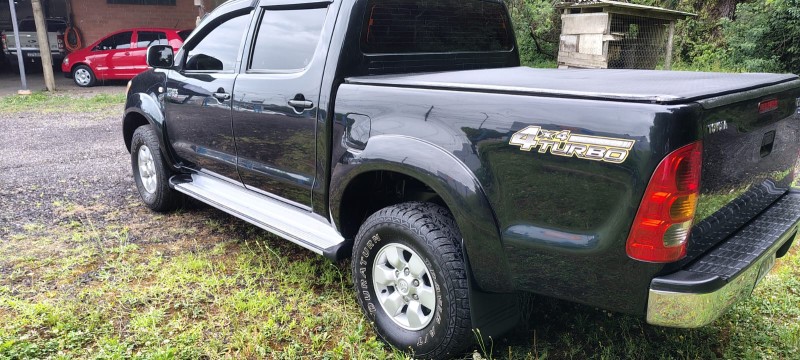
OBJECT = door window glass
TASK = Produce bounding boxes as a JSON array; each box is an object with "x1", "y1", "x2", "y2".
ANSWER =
[
  {"x1": 185, "y1": 14, "x2": 249, "y2": 72},
  {"x1": 94, "y1": 31, "x2": 133, "y2": 51},
  {"x1": 136, "y1": 31, "x2": 168, "y2": 48},
  {"x1": 248, "y1": 7, "x2": 328, "y2": 72}
]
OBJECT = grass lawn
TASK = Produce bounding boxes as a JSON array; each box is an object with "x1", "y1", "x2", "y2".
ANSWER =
[
  {"x1": 0, "y1": 92, "x2": 798, "y2": 359},
  {"x1": 0, "y1": 93, "x2": 127, "y2": 114}
]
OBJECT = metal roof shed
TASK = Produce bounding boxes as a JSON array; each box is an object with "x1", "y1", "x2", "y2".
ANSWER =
[{"x1": 556, "y1": 0, "x2": 695, "y2": 70}]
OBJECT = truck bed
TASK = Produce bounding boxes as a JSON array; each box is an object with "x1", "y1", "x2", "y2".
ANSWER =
[
  {"x1": 338, "y1": 65, "x2": 800, "y2": 315},
  {"x1": 347, "y1": 67, "x2": 799, "y2": 104}
]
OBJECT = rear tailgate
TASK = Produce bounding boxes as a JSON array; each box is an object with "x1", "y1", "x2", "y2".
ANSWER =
[{"x1": 684, "y1": 80, "x2": 800, "y2": 263}]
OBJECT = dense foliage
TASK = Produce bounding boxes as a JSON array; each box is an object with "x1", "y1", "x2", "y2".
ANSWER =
[{"x1": 510, "y1": 0, "x2": 800, "y2": 74}]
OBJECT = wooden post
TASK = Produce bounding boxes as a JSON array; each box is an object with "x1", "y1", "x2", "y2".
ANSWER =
[
  {"x1": 665, "y1": 21, "x2": 675, "y2": 70},
  {"x1": 31, "y1": 0, "x2": 56, "y2": 92}
]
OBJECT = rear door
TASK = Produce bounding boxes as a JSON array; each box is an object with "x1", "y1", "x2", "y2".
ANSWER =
[
  {"x1": 131, "y1": 30, "x2": 168, "y2": 74},
  {"x1": 164, "y1": 11, "x2": 252, "y2": 182},
  {"x1": 231, "y1": 0, "x2": 335, "y2": 207},
  {"x1": 109, "y1": 32, "x2": 137, "y2": 78}
]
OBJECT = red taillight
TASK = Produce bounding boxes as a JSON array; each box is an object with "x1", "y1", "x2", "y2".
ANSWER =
[
  {"x1": 759, "y1": 98, "x2": 779, "y2": 114},
  {"x1": 627, "y1": 141, "x2": 703, "y2": 263}
]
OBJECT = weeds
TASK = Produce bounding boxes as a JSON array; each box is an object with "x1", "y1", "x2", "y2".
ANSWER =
[{"x1": 1, "y1": 94, "x2": 799, "y2": 359}]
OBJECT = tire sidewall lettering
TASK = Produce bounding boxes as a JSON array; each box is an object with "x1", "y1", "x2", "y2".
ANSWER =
[{"x1": 356, "y1": 229, "x2": 446, "y2": 348}]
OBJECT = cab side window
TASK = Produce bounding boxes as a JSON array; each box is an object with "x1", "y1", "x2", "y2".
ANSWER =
[
  {"x1": 94, "y1": 32, "x2": 133, "y2": 51},
  {"x1": 248, "y1": 7, "x2": 328, "y2": 72},
  {"x1": 185, "y1": 14, "x2": 249, "y2": 72}
]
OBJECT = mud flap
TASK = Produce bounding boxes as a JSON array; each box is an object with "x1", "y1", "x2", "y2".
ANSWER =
[{"x1": 462, "y1": 242, "x2": 520, "y2": 343}]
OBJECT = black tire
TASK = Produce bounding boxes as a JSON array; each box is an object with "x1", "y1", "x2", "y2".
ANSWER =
[
  {"x1": 72, "y1": 64, "x2": 96, "y2": 87},
  {"x1": 131, "y1": 125, "x2": 181, "y2": 212},
  {"x1": 352, "y1": 202, "x2": 472, "y2": 359}
]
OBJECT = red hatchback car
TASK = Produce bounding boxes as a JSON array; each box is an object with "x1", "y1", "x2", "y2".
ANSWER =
[{"x1": 62, "y1": 28, "x2": 189, "y2": 87}]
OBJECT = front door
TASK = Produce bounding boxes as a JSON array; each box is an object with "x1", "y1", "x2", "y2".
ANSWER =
[
  {"x1": 164, "y1": 12, "x2": 252, "y2": 182},
  {"x1": 87, "y1": 31, "x2": 133, "y2": 79},
  {"x1": 232, "y1": 1, "x2": 334, "y2": 207}
]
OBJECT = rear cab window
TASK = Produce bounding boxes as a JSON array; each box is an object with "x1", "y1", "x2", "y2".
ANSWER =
[
  {"x1": 18, "y1": 19, "x2": 67, "y2": 32},
  {"x1": 361, "y1": 0, "x2": 514, "y2": 54}
]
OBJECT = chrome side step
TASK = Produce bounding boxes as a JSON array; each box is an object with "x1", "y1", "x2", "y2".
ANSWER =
[{"x1": 170, "y1": 173, "x2": 346, "y2": 259}]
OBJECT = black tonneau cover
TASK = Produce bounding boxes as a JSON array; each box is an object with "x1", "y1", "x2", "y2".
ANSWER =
[{"x1": 346, "y1": 67, "x2": 799, "y2": 104}]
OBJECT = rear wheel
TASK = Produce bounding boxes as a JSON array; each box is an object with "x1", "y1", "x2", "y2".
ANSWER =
[
  {"x1": 72, "y1": 65, "x2": 95, "y2": 87},
  {"x1": 131, "y1": 125, "x2": 181, "y2": 212},
  {"x1": 352, "y1": 202, "x2": 472, "y2": 358}
]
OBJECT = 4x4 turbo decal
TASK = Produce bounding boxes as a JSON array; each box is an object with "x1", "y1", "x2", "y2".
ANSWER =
[{"x1": 509, "y1": 126, "x2": 635, "y2": 164}]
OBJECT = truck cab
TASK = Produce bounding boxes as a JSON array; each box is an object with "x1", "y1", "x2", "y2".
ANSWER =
[{"x1": 122, "y1": 0, "x2": 800, "y2": 357}]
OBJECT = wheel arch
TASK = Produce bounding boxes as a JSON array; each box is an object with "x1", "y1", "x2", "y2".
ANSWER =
[
  {"x1": 123, "y1": 94, "x2": 180, "y2": 170},
  {"x1": 69, "y1": 62, "x2": 91, "y2": 74},
  {"x1": 331, "y1": 135, "x2": 515, "y2": 293}
]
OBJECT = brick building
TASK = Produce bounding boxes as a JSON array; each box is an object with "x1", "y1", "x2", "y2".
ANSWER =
[
  {"x1": 71, "y1": 0, "x2": 223, "y2": 45},
  {"x1": 2, "y1": 0, "x2": 224, "y2": 46}
]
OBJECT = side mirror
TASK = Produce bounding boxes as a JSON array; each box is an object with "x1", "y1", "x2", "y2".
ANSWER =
[{"x1": 147, "y1": 45, "x2": 174, "y2": 69}]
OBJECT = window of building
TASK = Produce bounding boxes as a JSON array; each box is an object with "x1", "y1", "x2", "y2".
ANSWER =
[
  {"x1": 248, "y1": 7, "x2": 328, "y2": 72},
  {"x1": 136, "y1": 31, "x2": 168, "y2": 48},
  {"x1": 93, "y1": 31, "x2": 133, "y2": 51},
  {"x1": 107, "y1": 0, "x2": 176, "y2": 5},
  {"x1": 185, "y1": 14, "x2": 250, "y2": 72}
]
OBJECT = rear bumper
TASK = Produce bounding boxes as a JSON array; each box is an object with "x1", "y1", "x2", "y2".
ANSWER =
[{"x1": 646, "y1": 191, "x2": 800, "y2": 328}]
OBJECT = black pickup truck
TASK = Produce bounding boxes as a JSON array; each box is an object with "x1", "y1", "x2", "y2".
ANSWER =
[{"x1": 123, "y1": 0, "x2": 800, "y2": 357}]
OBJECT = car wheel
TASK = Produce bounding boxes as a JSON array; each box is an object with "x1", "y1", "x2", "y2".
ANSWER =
[
  {"x1": 131, "y1": 125, "x2": 181, "y2": 212},
  {"x1": 72, "y1": 65, "x2": 96, "y2": 87},
  {"x1": 352, "y1": 202, "x2": 472, "y2": 358}
]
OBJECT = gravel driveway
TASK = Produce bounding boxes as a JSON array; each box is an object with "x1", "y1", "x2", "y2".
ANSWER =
[{"x1": 0, "y1": 100, "x2": 132, "y2": 236}]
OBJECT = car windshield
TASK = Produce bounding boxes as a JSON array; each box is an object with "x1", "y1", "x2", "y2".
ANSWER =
[{"x1": 18, "y1": 19, "x2": 67, "y2": 32}]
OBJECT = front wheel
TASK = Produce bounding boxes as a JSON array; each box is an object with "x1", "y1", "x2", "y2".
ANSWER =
[
  {"x1": 130, "y1": 125, "x2": 181, "y2": 212},
  {"x1": 72, "y1": 65, "x2": 95, "y2": 87},
  {"x1": 352, "y1": 202, "x2": 472, "y2": 358}
]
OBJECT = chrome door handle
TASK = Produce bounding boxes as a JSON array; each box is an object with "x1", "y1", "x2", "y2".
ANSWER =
[
  {"x1": 288, "y1": 99, "x2": 314, "y2": 110},
  {"x1": 213, "y1": 92, "x2": 230, "y2": 101}
]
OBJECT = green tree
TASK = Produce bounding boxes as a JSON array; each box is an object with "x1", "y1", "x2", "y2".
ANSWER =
[
  {"x1": 724, "y1": 0, "x2": 800, "y2": 73},
  {"x1": 507, "y1": 0, "x2": 561, "y2": 67}
]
